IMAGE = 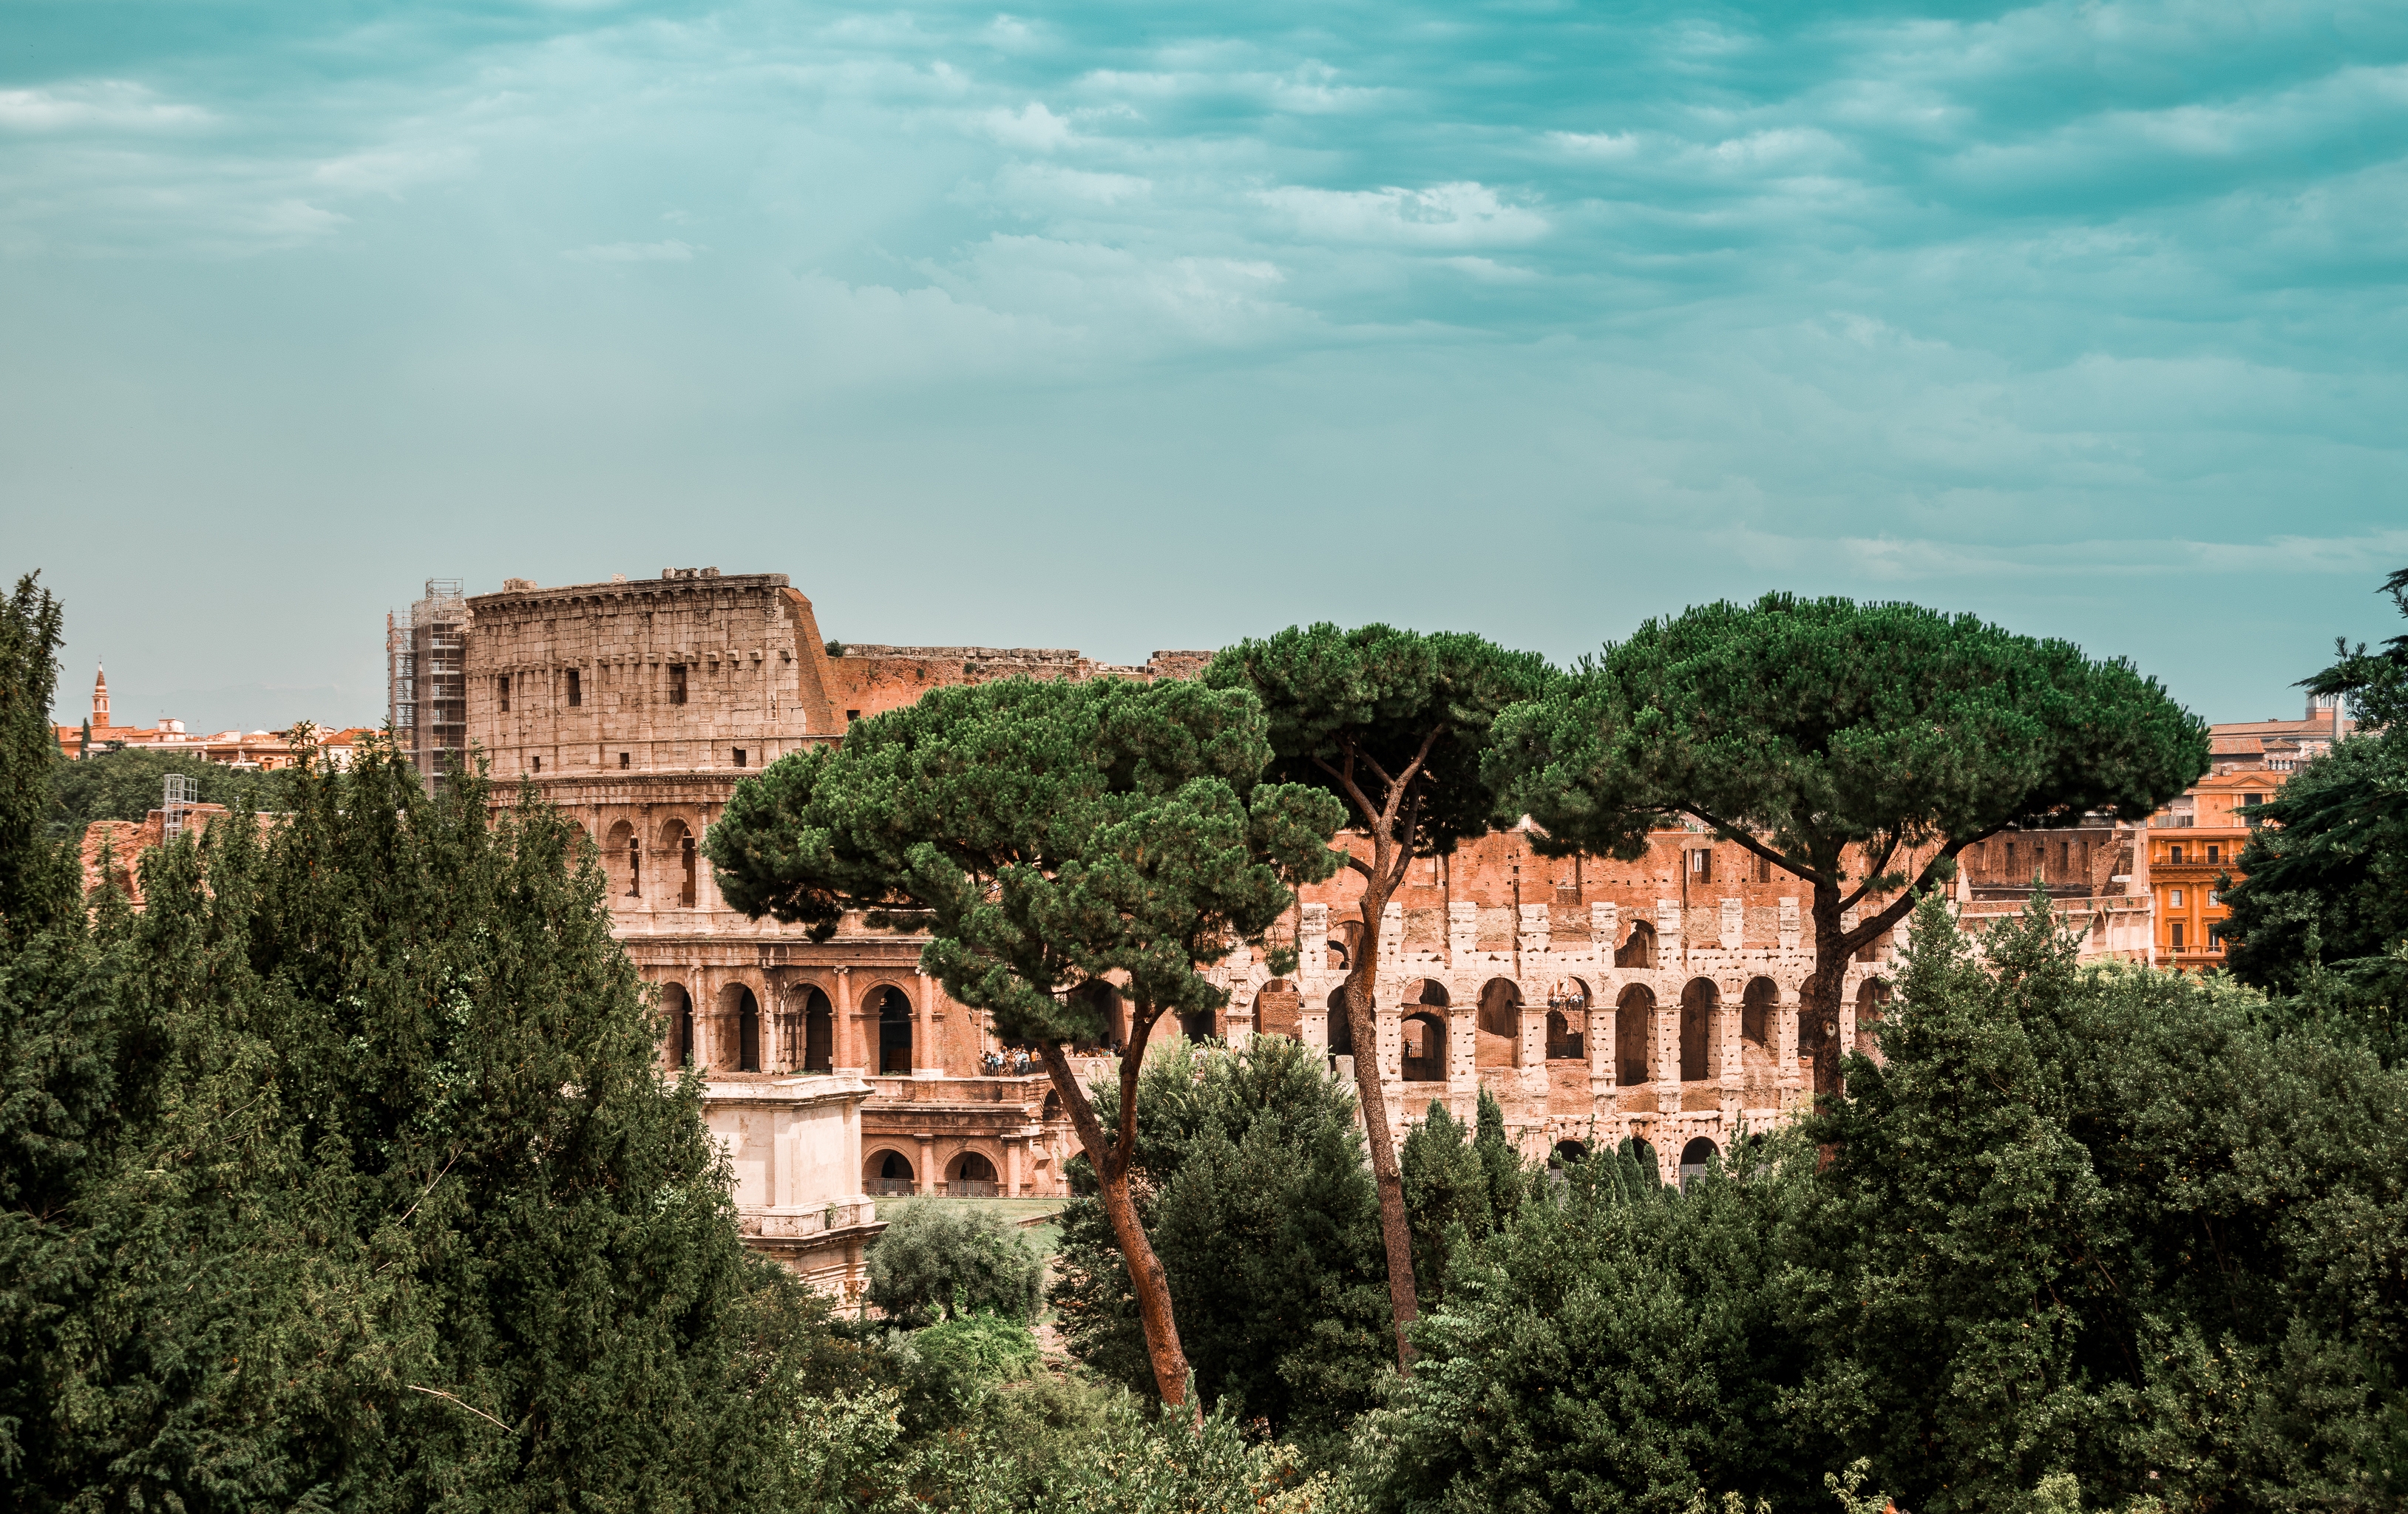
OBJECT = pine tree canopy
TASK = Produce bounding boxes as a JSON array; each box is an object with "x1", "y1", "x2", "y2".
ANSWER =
[{"x1": 704, "y1": 675, "x2": 1344, "y2": 1046}]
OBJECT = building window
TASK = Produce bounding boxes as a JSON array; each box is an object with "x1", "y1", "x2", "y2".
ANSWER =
[
  {"x1": 2170, "y1": 889, "x2": 2184, "y2": 907},
  {"x1": 1753, "y1": 853, "x2": 1774, "y2": 883},
  {"x1": 532, "y1": 755, "x2": 541, "y2": 773},
  {"x1": 733, "y1": 747, "x2": 747, "y2": 768},
  {"x1": 845, "y1": 708, "x2": 861, "y2": 723},
  {"x1": 498, "y1": 674, "x2": 510, "y2": 713},
  {"x1": 2171, "y1": 921, "x2": 2185, "y2": 950},
  {"x1": 2208, "y1": 889, "x2": 2220, "y2": 905},
  {"x1": 566, "y1": 668, "x2": 582, "y2": 707},
  {"x1": 1689, "y1": 849, "x2": 1713, "y2": 884},
  {"x1": 668, "y1": 665, "x2": 688, "y2": 705},
  {"x1": 2169, "y1": 844, "x2": 2184, "y2": 863},
  {"x1": 620, "y1": 751, "x2": 631, "y2": 769},
  {"x1": 2206, "y1": 843, "x2": 2219, "y2": 863}
]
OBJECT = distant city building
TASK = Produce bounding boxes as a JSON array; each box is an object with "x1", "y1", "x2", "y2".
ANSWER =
[
  {"x1": 52, "y1": 663, "x2": 367, "y2": 770},
  {"x1": 2207, "y1": 694, "x2": 2352, "y2": 775}
]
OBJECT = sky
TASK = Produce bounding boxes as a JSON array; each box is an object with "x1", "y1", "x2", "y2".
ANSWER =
[{"x1": 6, "y1": 0, "x2": 2406, "y2": 733}]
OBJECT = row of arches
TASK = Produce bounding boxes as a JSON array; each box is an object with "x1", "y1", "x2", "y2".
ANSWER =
[
  {"x1": 1542, "y1": 1135, "x2": 1725, "y2": 1185},
  {"x1": 864, "y1": 1147, "x2": 1005, "y2": 1198},
  {"x1": 659, "y1": 980, "x2": 919, "y2": 1075},
  {"x1": 1317, "y1": 917, "x2": 1670, "y2": 972},
  {"x1": 604, "y1": 818, "x2": 700, "y2": 906}
]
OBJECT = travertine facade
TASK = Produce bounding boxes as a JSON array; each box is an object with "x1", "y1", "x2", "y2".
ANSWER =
[{"x1": 452, "y1": 568, "x2": 2160, "y2": 1199}]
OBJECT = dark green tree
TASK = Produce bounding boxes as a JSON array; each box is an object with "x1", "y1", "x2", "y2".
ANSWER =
[
  {"x1": 1397, "y1": 1089, "x2": 1530, "y2": 1308},
  {"x1": 704, "y1": 676, "x2": 1345, "y2": 1411},
  {"x1": 45, "y1": 744, "x2": 291, "y2": 841},
  {"x1": 2225, "y1": 566, "x2": 2408, "y2": 1027},
  {"x1": 0, "y1": 575, "x2": 75, "y2": 936},
  {"x1": 1796, "y1": 889, "x2": 2408, "y2": 1511},
  {"x1": 867, "y1": 1201, "x2": 1043, "y2": 1327},
  {"x1": 1360, "y1": 1135, "x2": 1820, "y2": 1513},
  {"x1": 1203, "y1": 625, "x2": 1551, "y2": 1363},
  {"x1": 1488, "y1": 594, "x2": 2205, "y2": 1093},
  {"x1": 1049, "y1": 1036, "x2": 1390, "y2": 1445}
]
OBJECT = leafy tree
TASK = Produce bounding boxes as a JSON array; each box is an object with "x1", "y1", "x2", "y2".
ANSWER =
[
  {"x1": 1358, "y1": 1136, "x2": 1822, "y2": 1513},
  {"x1": 4, "y1": 721, "x2": 832, "y2": 1510},
  {"x1": 1796, "y1": 889, "x2": 2408, "y2": 1511},
  {"x1": 867, "y1": 1201, "x2": 1043, "y2": 1326},
  {"x1": 2226, "y1": 566, "x2": 2408, "y2": 1028},
  {"x1": 44, "y1": 744, "x2": 292, "y2": 841},
  {"x1": 1050, "y1": 1036, "x2": 1391, "y2": 1445},
  {"x1": 0, "y1": 575, "x2": 75, "y2": 936},
  {"x1": 704, "y1": 676, "x2": 1345, "y2": 1411},
  {"x1": 1398, "y1": 1089, "x2": 1530, "y2": 1308},
  {"x1": 1488, "y1": 594, "x2": 2205, "y2": 1093},
  {"x1": 1204, "y1": 625, "x2": 1551, "y2": 1362}
]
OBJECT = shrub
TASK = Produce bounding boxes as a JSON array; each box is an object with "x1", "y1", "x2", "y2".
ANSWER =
[{"x1": 868, "y1": 1201, "x2": 1043, "y2": 1326}]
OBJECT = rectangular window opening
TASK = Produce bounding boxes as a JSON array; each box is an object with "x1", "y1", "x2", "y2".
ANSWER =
[
  {"x1": 845, "y1": 708, "x2": 861, "y2": 723},
  {"x1": 669, "y1": 665, "x2": 688, "y2": 705},
  {"x1": 620, "y1": 751, "x2": 631, "y2": 770},
  {"x1": 1689, "y1": 849, "x2": 1712, "y2": 884},
  {"x1": 532, "y1": 755, "x2": 541, "y2": 773},
  {"x1": 733, "y1": 747, "x2": 747, "y2": 768},
  {"x1": 498, "y1": 674, "x2": 510, "y2": 713},
  {"x1": 566, "y1": 668, "x2": 582, "y2": 707},
  {"x1": 2171, "y1": 921, "x2": 2185, "y2": 950}
]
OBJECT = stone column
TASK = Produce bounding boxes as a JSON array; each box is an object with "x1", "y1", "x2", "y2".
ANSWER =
[
  {"x1": 1656, "y1": 991, "x2": 1680, "y2": 1116},
  {"x1": 833, "y1": 966, "x2": 862, "y2": 1073},
  {"x1": 1518, "y1": 1002, "x2": 1547, "y2": 1073},
  {"x1": 1006, "y1": 1138, "x2": 1024, "y2": 1198},
  {"x1": 917, "y1": 1136, "x2": 935, "y2": 1196},
  {"x1": 1449, "y1": 1005, "x2": 1477, "y2": 1096},
  {"x1": 915, "y1": 970, "x2": 942, "y2": 1079},
  {"x1": 1589, "y1": 1002, "x2": 1614, "y2": 1092},
  {"x1": 1718, "y1": 977, "x2": 1742, "y2": 1119},
  {"x1": 1777, "y1": 982, "x2": 1804, "y2": 1107}
]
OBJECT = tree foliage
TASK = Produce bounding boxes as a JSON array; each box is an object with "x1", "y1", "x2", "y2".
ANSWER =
[
  {"x1": 1397, "y1": 1089, "x2": 1530, "y2": 1308},
  {"x1": 704, "y1": 674, "x2": 1346, "y2": 1408},
  {"x1": 868, "y1": 1201, "x2": 1044, "y2": 1327},
  {"x1": 45, "y1": 744, "x2": 294, "y2": 841},
  {"x1": 1488, "y1": 594, "x2": 2206, "y2": 1090},
  {"x1": 0, "y1": 575, "x2": 75, "y2": 938},
  {"x1": 1049, "y1": 1036, "x2": 1391, "y2": 1446},
  {"x1": 1204, "y1": 623, "x2": 1552, "y2": 1362}
]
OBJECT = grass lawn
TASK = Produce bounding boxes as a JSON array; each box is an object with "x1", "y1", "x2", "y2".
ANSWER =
[{"x1": 874, "y1": 1195, "x2": 1068, "y2": 1259}]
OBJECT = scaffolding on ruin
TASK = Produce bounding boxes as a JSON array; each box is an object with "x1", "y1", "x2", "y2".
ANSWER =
[
  {"x1": 387, "y1": 577, "x2": 467, "y2": 787},
  {"x1": 162, "y1": 773, "x2": 197, "y2": 841}
]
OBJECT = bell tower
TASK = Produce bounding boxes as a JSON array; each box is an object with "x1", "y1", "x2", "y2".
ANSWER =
[{"x1": 92, "y1": 664, "x2": 109, "y2": 729}]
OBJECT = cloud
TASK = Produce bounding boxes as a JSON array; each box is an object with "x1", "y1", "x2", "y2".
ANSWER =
[
  {"x1": 1257, "y1": 183, "x2": 1549, "y2": 247},
  {"x1": 978, "y1": 103, "x2": 1074, "y2": 152},
  {"x1": 560, "y1": 240, "x2": 700, "y2": 262},
  {"x1": 0, "y1": 81, "x2": 209, "y2": 132}
]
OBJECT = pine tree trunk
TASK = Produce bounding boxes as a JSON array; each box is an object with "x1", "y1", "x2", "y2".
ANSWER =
[
  {"x1": 1345, "y1": 872, "x2": 1420, "y2": 1367},
  {"x1": 1803, "y1": 886, "x2": 1848, "y2": 1096},
  {"x1": 1095, "y1": 1162, "x2": 1193, "y2": 1413}
]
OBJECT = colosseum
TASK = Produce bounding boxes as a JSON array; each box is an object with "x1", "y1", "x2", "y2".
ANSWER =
[{"x1": 432, "y1": 566, "x2": 2156, "y2": 1240}]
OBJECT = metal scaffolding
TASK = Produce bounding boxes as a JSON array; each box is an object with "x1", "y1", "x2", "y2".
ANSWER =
[{"x1": 387, "y1": 578, "x2": 467, "y2": 786}]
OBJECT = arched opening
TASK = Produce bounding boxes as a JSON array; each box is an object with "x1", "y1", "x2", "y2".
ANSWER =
[
  {"x1": 1041, "y1": 1088, "x2": 1062, "y2": 1122},
  {"x1": 605, "y1": 819, "x2": 637, "y2": 897},
  {"x1": 1854, "y1": 978, "x2": 1892, "y2": 1059},
  {"x1": 1068, "y1": 981, "x2": 1123, "y2": 1053},
  {"x1": 1327, "y1": 920, "x2": 1361, "y2": 972},
  {"x1": 1741, "y1": 977, "x2": 1777, "y2": 1048},
  {"x1": 719, "y1": 983, "x2": 762, "y2": 1073},
  {"x1": 1615, "y1": 984, "x2": 1655, "y2": 1085},
  {"x1": 866, "y1": 1150, "x2": 915, "y2": 1197},
  {"x1": 662, "y1": 981, "x2": 693, "y2": 1067},
  {"x1": 1325, "y1": 988, "x2": 1354, "y2": 1056},
  {"x1": 1401, "y1": 1011, "x2": 1448, "y2": 1082},
  {"x1": 874, "y1": 985, "x2": 913, "y2": 1074},
  {"x1": 949, "y1": 1150, "x2": 999, "y2": 1197},
  {"x1": 661, "y1": 818, "x2": 697, "y2": 908},
  {"x1": 1406, "y1": 979, "x2": 1451, "y2": 1010},
  {"x1": 1546, "y1": 979, "x2": 1589, "y2": 1061},
  {"x1": 1615, "y1": 918, "x2": 1657, "y2": 969},
  {"x1": 802, "y1": 985, "x2": 834, "y2": 1073},
  {"x1": 1546, "y1": 1011, "x2": 1583, "y2": 1061},
  {"x1": 1476, "y1": 978, "x2": 1522, "y2": 1067},
  {"x1": 1178, "y1": 1005, "x2": 1218, "y2": 1042},
  {"x1": 1679, "y1": 1136, "x2": 1719, "y2": 1187},
  {"x1": 1552, "y1": 1138, "x2": 1589, "y2": 1168},
  {"x1": 1679, "y1": 979, "x2": 1718, "y2": 1082},
  {"x1": 1254, "y1": 978, "x2": 1300, "y2": 1040}
]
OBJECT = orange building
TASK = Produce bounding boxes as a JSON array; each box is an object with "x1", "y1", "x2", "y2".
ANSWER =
[{"x1": 2148, "y1": 769, "x2": 2283, "y2": 971}]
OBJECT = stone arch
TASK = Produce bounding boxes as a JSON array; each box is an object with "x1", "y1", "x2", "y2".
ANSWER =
[
  {"x1": 864, "y1": 1147, "x2": 917, "y2": 1196},
  {"x1": 800, "y1": 984, "x2": 834, "y2": 1073},
  {"x1": 1615, "y1": 983, "x2": 1655, "y2": 1085},
  {"x1": 1552, "y1": 1138, "x2": 1590, "y2": 1167},
  {"x1": 1615, "y1": 917, "x2": 1657, "y2": 969},
  {"x1": 1546, "y1": 978, "x2": 1590, "y2": 1061},
  {"x1": 1679, "y1": 1136, "x2": 1720, "y2": 1186},
  {"x1": 719, "y1": 982, "x2": 762, "y2": 1073},
  {"x1": 947, "y1": 1147, "x2": 1003, "y2": 1196},
  {"x1": 1327, "y1": 919, "x2": 1361, "y2": 972},
  {"x1": 1679, "y1": 977, "x2": 1719, "y2": 1082},
  {"x1": 1854, "y1": 977, "x2": 1893, "y2": 1059},
  {"x1": 869, "y1": 983, "x2": 914, "y2": 1074},
  {"x1": 662, "y1": 980, "x2": 694, "y2": 1067},
  {"x1": 1741, "y1": 977, "x2": 1778, "y2": 1048},
  {"x1": 1253, "y1": 979, "x2": 1301, "y2": 1040},
  {"x1": 1325, "y1": 987, "x2": 1354, "y2": 1056},
  {"x1": 1041, "y1": 1087, "x2": 1062, "y2": 1122},
  {"x1": 1476, "y1": 978, "x2": 1522, "y2": 1067},
  {"x1": 1400, "y1": 1011, "x2": 1448, "y2": 1082},
  {"x1": 659, "y1": 816, "x2": 698, "y2": 907},
  {"x1": 1403, "y1": 978, "x2": 1451, "y2": 1009},
  {"x1": 1067, "y1": 980, "x2": 1123, "y2": 1052},
  {"x1": 604, "y1": 818, "x2": 638, "y2": 897}
]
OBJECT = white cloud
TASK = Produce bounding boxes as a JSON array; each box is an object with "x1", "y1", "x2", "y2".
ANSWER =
[
  {"x1": 560, "y1": 239, "x2": 700, "y2": 262},
  {"x1": 978, "y1": 102, "x2": 1074, "y2": 152},
  {"x1": 1257, "y1": 182, "x2": 1549, "y2": 247},
  {"x1": 0, "y1": 81, "x2": 210, "y2": 132}
]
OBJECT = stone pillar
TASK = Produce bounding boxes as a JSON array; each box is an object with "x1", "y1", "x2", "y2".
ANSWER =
[
  {"x1": 1777, "y1": 896, "x2": 1801, "y2": 954},
  {"x1": 915, "y1": 970, "x2": 942, "y2": 1079},
  {"x1": 1447, "y1": 902, "x2": 1479, "y2": 963},
  {"x1": 917, "y1": 1136, "x2": 935, "y2": 1195},
  {"x1": 1518, "y1": 1003, "x2": 1546, "y2": 1072},
  {"x1": 1656, "y1": 992, "x2": 1680, "y2": 1116},
  {"x1": 1719, "y1": 977, "x2": 1743, "y2": 1118},
  {"x1": 1777, "y1": 982, "x2": 1804, "y2": 1106},
  {"x1": 833, "y1": 967, "x2": 862, "y2": 1073},
  {"x1": 1591, "y1": 900, "x2": 1618, "y2": 965},
  {"x1": 1450, "y1": 1005, "x2": 1477, "y2": 1093},
  {"x1": 1376, "y1": 997, "x2": 1403, "y2": 1084},
  {"x1": 1718, "y1": 897, "x2": 1743, "y2": 951},
  {"x1": 1299, "y1": 903, "x2": 1329, "y2": 972},
  {"x1": 1589, "y1": 1003, "x2": 1614, "y2": 1090},
  {"x1": 1006, "y1": 1138, "x2": 1024, "y2": 1198}
]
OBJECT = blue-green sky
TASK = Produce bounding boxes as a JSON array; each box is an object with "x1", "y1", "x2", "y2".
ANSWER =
[{"x1": 7, "y1": 0, "x2": 2404, "y2": 731}]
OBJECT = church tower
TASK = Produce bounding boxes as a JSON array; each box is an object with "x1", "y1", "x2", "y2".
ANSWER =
[{"x1": 92, "y1": 664, "x2": 109, "y2": 730}]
